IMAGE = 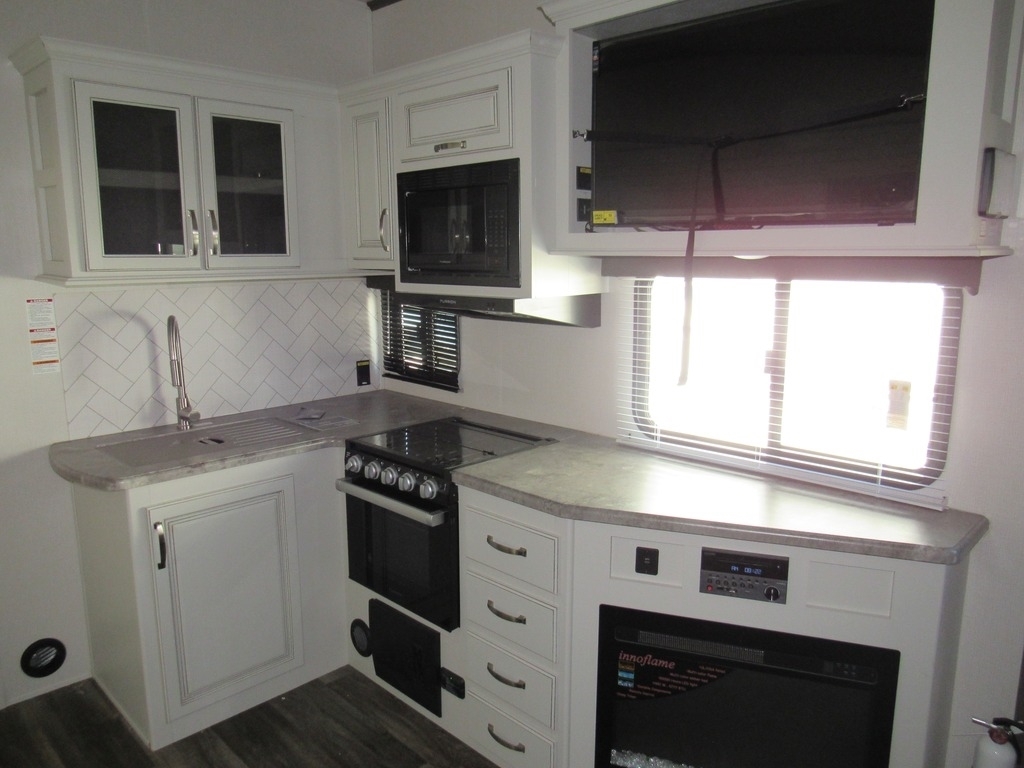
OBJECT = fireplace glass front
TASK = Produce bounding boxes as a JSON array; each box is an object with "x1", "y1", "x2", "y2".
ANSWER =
[{"x1": 595, "y1": 604, "x2": 900, "y2": 768}]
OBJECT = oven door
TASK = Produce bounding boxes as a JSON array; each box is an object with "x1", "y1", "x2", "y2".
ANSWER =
[{"x1": 339, "y1": 479, "x2": 459, "y2": 632}]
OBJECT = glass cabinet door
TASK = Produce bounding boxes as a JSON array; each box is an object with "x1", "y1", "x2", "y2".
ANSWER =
[
  {"x1": 74, "y1": 83, "x2": 202, "y2": 271},
  {"x1": 198, "y1": 101, "x2": 299, "y2": 270}
]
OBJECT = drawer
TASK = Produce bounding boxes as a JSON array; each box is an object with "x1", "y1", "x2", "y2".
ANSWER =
[
  {"x1": 464, "y1": 572, "x2": 556, "y2": 662},
  {"x1": 466, "y1": 631, "x2": 555, "y2": 727},
  {"x1": 393, "y1": 68, "x2": 512, "y2": 163},
  {"x1": 464, "y1": 692, "x2": 553, "y2": 768},
  {"x1": 464, "y1": 511, "x2": 557, "y2": 593}
]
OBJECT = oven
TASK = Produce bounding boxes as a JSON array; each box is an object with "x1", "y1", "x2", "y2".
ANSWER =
[
  {"x1": 339, "y1": 452, "x2": 460, "y2": 631},
  {"x1": 337, "y1": 417, "x2": 552, "y2": 716}
]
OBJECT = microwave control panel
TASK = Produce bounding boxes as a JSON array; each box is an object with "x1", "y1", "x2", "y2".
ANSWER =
[{"x1": 700, "y1": 547, "x2": 789, "y2": 604}]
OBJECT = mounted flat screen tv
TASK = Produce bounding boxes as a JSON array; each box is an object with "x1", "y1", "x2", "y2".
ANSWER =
[{"x1": 590, "y1": 0, "x2": 935, "y2": 230}]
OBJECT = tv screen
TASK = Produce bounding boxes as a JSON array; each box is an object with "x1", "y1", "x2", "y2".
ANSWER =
[{"x1": 590, "y1": 0, "x2": 935, "y2": 230}]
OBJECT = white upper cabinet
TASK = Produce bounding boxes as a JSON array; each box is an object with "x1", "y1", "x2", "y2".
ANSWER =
[
  {"x1": 541, "y1": 0, "x2": 1024, "y2": 259},
  {"x1": 340, "y1": 97, "x2": 396, "y2": 269},
  {"x1": 392, "y1": 67, "x2": 513, "y2": 164},
  {"x1": 13, "y1": 38, "x2": 342, "y2": 284}
]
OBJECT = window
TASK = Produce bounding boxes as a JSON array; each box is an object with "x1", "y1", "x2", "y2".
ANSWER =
[
  {"x1": 381, "y1": 290, "x2": 460, "y2": 391},
  {"x1": 623, "y1": 277, "x2": 962, "y2": 506}
]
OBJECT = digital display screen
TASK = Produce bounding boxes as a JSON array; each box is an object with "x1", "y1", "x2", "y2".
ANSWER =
[{"x1": 730, "y1": 564, "x2": 764, "y2": 577}]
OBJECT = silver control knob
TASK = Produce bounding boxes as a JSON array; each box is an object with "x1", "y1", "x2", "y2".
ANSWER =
[
  {"x1": 419, "y1": 478, "x2": 440, "y2": 500},
  {"x1": 381, "y1": 466, "x2": 399, "y2": 486},
  {"x1": 398, "y1": 472, "x2": 417, "y2": 493},
  {"x1": 345, "y1": 454, "x2": 363, "y2": 474},
  {"x1": 363, "y1": 460, "x2": 382, "y2": 481}
]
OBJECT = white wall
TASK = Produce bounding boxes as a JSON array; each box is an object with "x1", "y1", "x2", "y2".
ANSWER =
[
  {"x1": 372, "y1": 2, "x2": 1024, "y2": 766},
  {"x1": 0, "y1": 0, "x2": 372, "y2": 708}
]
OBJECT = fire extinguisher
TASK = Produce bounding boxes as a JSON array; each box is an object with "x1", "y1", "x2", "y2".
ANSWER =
[{"x1": 972, "y1": 717, "x2": 1023, "y2": 768}]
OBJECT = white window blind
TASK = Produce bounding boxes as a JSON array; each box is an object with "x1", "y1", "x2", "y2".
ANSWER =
[
  {"x1": 621, "y1": 277, "x2": 962, "y2": 508},
  {"x1": 381, "y1": 291, "x2": 460, "y2": 392}
]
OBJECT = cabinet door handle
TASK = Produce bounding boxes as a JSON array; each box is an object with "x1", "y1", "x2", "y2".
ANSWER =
[
  {"x1": 486, "y1": 534, "x2": 526, "y2": 558},
  {"x1": 207, "y1": 209, "x2": 221, "y2": 257},
  {"x1": 434, "y1": 140, "x2": 467, "y2": 153},
  {"x1": 187, "y1": 209, "x2": 200, "y2": 257},
  {"x1": 487, "y1": 599, "x2": 526, "y2": 625},
  {"x1": 487, "y1": 723, "x2": 526, "y2": 753},
  {"x1": 153, "y1": 522, "x2": 166, "y2": 570},
  {"x1": 486, "y1": 662, "x2": 526, "y2": 689},
  {"x1": 378, "y1": 208, "x2": 390, "y2": 252}
]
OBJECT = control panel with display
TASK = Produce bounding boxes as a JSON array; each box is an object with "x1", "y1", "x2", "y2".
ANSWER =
[{"x1": 700, "y1": 547, "x2": 789, "y2": 604}]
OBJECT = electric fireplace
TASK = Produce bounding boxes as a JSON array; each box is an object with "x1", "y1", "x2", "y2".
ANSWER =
[{"x1": 594, "y1": 604, "x2": 900, "y2": 768}]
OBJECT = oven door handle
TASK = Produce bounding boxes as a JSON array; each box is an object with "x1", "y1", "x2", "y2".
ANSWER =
[{"x1": 336, "y1": 479, "x2": 446, "y2": 528}]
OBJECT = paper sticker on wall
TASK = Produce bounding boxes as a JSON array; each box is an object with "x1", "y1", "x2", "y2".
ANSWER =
[
  {"x1": 26, "y1": 298, "x2": 60, "y2": 374},
  {"x1": 887, "y1": 380, "x2": 910, "y2": 429}
]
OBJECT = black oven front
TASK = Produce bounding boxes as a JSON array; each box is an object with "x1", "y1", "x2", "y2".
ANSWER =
[
  {"x1": 339, "y1": 461, "x2": 459, "y2": 632},
  {"x1": 595, "y1": 604, "x2": 901, "y2": 768}
]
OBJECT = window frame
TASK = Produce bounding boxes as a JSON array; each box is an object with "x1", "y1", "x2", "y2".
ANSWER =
[
  {"x1": 380, "y1": 290, "x2": 461, "y2": 392},
  {"x1": 627, "y1": 277, "x2": 963, "y2": 496}
]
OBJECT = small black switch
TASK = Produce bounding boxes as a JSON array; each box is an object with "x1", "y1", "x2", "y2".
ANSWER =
[
  {"x1": 635, "y1": 546, "x2": 660, "y2": 575},
  {"x1": 356, "y1": 359, "x2": 371, "y2": 386},
  {"x1": 439, "y1": 667, "x2": 465, "y2": 698}
]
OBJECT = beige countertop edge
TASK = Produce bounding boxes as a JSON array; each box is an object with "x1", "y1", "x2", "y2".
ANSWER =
[
  {"x1": 451, "y1": 474, "x2": 990, "y2": 566},
  {"x1": 49, "y1": 440, "x2": 334, "y2": 492}
]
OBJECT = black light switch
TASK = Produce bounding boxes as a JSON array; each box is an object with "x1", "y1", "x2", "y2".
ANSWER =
[{"x1": 635, "y1": 546, "x2": 660, "y2": 575}]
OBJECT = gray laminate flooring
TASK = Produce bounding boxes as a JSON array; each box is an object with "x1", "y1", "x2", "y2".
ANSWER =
[{"x1": 0, "y1": 666, "x2": 499, "y2": 768}]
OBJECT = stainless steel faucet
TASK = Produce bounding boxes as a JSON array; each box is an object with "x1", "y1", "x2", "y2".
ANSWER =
[{"x1": 167, "y1": 315, "x2": 200, "y2": 430}]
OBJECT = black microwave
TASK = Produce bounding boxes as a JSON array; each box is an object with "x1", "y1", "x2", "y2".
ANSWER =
[{"x1": 397, "y1": 158, "x2": 520, "y2": 288}]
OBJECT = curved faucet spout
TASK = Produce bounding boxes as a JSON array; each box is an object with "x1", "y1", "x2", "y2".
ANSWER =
[{"x1": 167, "y1": 315, "x2": 200, "y2": 430}]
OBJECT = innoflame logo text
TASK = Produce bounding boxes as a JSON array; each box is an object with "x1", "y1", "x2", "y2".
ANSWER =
[{"x1": 618, "y1": 650, "x2": 676, "y2": 670}]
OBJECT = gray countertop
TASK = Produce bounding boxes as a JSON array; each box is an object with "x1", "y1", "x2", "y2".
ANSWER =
[{"x1": 49, "y1": 390, "x2": 988, "y2": 565}]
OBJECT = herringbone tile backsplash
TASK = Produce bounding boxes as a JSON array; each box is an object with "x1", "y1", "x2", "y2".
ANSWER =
[{"x1": 55, "y1": 279, "x2": 378, "y2": 439}]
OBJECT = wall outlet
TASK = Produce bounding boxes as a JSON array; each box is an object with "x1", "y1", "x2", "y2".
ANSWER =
[{"x1": 356, "y1": 359, "x2": 371, "y2": 386}]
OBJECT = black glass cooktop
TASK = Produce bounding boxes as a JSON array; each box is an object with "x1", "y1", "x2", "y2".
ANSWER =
[{"x1": 351, "y1": 417, "x2": 551, "y2": 472}]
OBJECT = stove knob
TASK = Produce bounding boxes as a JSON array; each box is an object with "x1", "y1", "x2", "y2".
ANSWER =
[
  {"x1": 381, "y1": 466, "x2": 399, "y2": 486},
  {"x1": 419, "y1": 478, "x2": 440, "y2": 500},
  {"x1": 764, "y1": 586, "x2": 781, "y2": 602},
  {"x1": 345, "y1": 454, "x2": 364, "y2": 474},
  {"x1": 398, "y1": 472, "x2": 417, "y2": 493},
  {"x1": 363, "y1": 460, "x2": 382, "y2": 481}
]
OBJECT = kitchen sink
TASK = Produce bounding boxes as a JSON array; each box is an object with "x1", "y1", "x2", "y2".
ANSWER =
[{"x1": 96, "y1": 418, "x2": 316, "y2": 468}]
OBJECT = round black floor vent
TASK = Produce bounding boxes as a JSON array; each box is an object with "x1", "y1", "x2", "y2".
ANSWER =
[
  {"x1": 20, "y1": 638, "x2": 66, "y2": 678},
  {"x1": 350, "y1": 619, "x2": 372, "y2": 657}
]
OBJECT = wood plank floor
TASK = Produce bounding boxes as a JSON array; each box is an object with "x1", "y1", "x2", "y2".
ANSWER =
[{"x1": 0, "y1": 666, "x2": 499, "y2": 768}]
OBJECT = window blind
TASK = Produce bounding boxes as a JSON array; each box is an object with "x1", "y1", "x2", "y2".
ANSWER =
[
  {"x1": 620, "y1": 277, "x2": 963, "y2": 508},
  {"x1": 381, "y1": 290, "x2": 461, "y2": 392}
]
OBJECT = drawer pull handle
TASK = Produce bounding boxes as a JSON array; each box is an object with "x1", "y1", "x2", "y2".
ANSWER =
[
  {"x1": 486, "y1": 534, "x2": 527, "y2": 558},
  {"x1": 487, "y1": 599, "x2": 526, "y2": 625},
  {"x1": 487, "y1": 662, "x2": 526, "y2": 689},
  {"x1": 434, "y1": 140, "x2": 467, "y2": 153},
  {"x1": 487, "y1": 723, "x2": 526, "y2": 753}
]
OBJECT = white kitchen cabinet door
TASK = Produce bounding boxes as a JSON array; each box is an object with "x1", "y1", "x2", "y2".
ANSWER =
[
  {"x1": 341, "y1": 97, "x2": 396, "y2": 268},
  {"x1": 392, "y1": 67, "x2": 512, "y2": 164},
  {"x1": 197, "y1": 99, "x2": 299, "y2": 270},
  {"x1": 147, "y1": 475, "x2": 303, "y2": 720},
  {"x1": 74, "y1": 82, "x2": 205, "y2": 273}
]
